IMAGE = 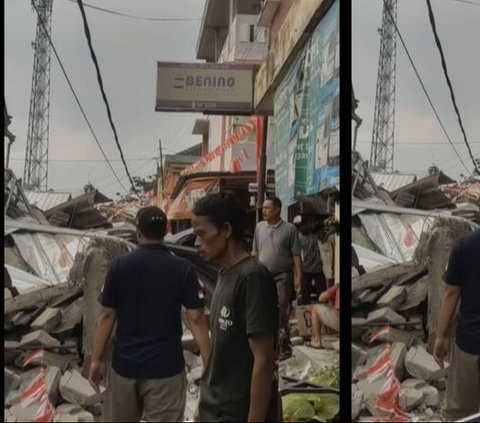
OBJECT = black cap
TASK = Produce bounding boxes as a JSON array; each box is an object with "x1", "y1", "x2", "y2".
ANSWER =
[{"x1": 135, "y1": 206, "x2": 167, "y2": 240}]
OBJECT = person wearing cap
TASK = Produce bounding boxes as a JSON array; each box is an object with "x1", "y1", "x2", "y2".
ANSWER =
[
  {"x1": 293, "y1": 215, "x2": 326, "y2": 305},
  {"x1": 252, "y1": 197, "x2": 302, "y2": 361},
  {"x1": 89, "y1": 206, "x2": 210, "y2": 422}
]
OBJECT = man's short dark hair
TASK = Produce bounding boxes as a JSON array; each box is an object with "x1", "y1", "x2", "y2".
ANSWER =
[
  {"x1": 192, "y1": 193, "x2": 246, "y2": 241},
  {"x1": 135, "y1": 206, "x2": 167, "y2": 240},
  {"x1": 266, "y1": 196, "x2": 282, "y2": 210}
]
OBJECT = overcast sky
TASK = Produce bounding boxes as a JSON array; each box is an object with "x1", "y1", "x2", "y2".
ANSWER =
[
  {"x1": 5, "y1": 0, "x2": 206, "y2": 198},
  {"x1": 353, "y1": 0, "x2": 480, "y2": 180}
]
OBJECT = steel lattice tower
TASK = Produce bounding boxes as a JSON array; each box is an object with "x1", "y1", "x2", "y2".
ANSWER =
[
  {"x1": 370, "y1": 0, "x2": 398, "y2": 173},
  {"x1": 24, "y1": 0, "x2": 53, "y2": 191}
]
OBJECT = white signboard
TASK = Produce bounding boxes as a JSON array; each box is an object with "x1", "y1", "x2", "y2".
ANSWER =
[{"x1": 156, "y1": 62, "x2": 254, "y2": 113}]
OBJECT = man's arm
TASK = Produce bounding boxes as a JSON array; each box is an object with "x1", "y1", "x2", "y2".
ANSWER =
[
  {"x1": 89, "y1": 307, "x2": 116, "y2": 388},
  {"x1": 186, "y1": 308, "x2": 210, "y2": 368},
  {"x1": 247, "y1": 332, "x2": 275, "y2": 422},
  {"x1": 293, "y1": 255, "x2": 303, "y2": 294},
  {"x1": 318, "y1": 284, "x2": 336, "y2": 303},
  {"x1": 433, "y1": 285, "x2": 460, "y2": 367}
]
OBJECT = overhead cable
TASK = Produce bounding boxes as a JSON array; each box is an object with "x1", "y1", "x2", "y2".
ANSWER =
[
  {"x1": 65, "y1": 0, "x2": 201, "y2": 21},
  {"x1": 30, "y1": 0, "x2": 131, "y2": 196},
  {"x1": 425, "y1": 0, "x2": 480, "y2": 174},
  {"x1": 76, "y1": 0, "x2": 141, "y2": 198},
  {"x1": 382, "y1": 0, "x2": 471, "y2": 174}
]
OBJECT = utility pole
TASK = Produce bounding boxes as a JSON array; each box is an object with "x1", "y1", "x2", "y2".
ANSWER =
[
  {"x1": 370, "y1": 0, "x2": 398, "y2": 173},
  {"x1": 256, "y1": 116, "x2": 268, "y2": 223},
  {"x1": 24, "y1": 0, "x2": 53, "y2": 190},
  {"x1": 158, "y1": 139, "x2": 165, "y2": 199}
]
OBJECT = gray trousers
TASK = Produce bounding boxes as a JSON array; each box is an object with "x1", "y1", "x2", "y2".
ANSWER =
[{"x1": 274, "y1": 271, "x2": 294, "y2": 351}]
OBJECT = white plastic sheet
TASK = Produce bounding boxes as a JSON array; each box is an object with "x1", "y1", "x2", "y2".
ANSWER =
[
  {"x1": 5, "y1": 264, "x2": 51, "y2": 294},
  {"x1": 352, "y1": 243, "x2": 397, "y2": 273}
]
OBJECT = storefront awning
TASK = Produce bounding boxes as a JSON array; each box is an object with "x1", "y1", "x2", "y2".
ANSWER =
[{"x1": 167, "y1": 179, "x2": 220, "y2": 221}]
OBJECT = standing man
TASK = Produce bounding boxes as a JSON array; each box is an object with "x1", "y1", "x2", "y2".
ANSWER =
[
  {"x1": 89, "y1": 206, "x2": 210, "y2": 422},
  {"x1": 192, "y1": 193, "x2": 278, "y2": 422},
  {"x1": 252, "y1": 197, "x2": 302, "y2": 360},
  {"x1": 293, "y1": 215, "x2": 326, "y2": 305},
  {"x1": 319, "y1": 217, "x2": 336, "y2": 289},
  {"x1": 433, "y1": 230, "x2": 480, "y2": 421}
]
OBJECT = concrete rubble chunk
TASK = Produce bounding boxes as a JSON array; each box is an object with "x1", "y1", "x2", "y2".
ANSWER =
[
  {"x1": 23, "y1": 349, "x2": 76, "y2": 372},
  {"x1": 291, "y1": 336, "x2": 303, "y2": 346},
  {"x1": 187, "y1": 366, "x2": 203, "y2": 385},
  {"x1": 352, "y1": 390, "x2": 364, "y2": 420},
  {"x1": 390, "y1": 342, "x2": 407, "y2": 380},
  {"x1": 9, "y1": 402, "x2": 40, "y2": 421},
  {"x1": 398, "y1": 387, "x2": 424, "y2": 412},
  {"x1": 352, "y1": 343, "x2": 368, "y2": 372},
  {"x1": 20, "y1": 329, "x2": 61, "y2": 349},
  {"x1": 31, "y1": 307, "x2": 62, "y2": 332},
  {"x1": 365, "y1": 396, "x2": 393, "y2": 418},
  {"x1": 366, "y1": 307, "x2": 406, "y2": 325},
  {"x1": 405, "y1": 345, "x2": 448, "y2": 381},
  {"x1": 5, "y1": 390, "x2": 21, "y2": 407},
  {"x1": 45, "y1": 366, "x2": 62, "y2": 405},
  {"x1": 292, "y1": 346, "x2": 339, "y2": 373},
  {"x1": 4, "y1": 408, "x2": 17, "y2": 422},
  {"x1": 377, "y1": 285, "x2": 407, "y2": 310},
  {"x1": 4, "y1": 367, "x2": 22, "y2": 400},
  {"x1": 420, "y1": 384, "x2": 439, "y2": 407},
  {"x1": 352, "y1": 365, "x2": 368, "y2": 382},
  {"x1": 356, "y1": 376, "x2": 387, "y2": 401},
  {"x1": 59, "y1": 370, "x2": 104, "y2": 407},
  {"x1": 401, "y1": 378, "x2": 427, "y2": 390},
  {"x1": 55, "y1": 404, "x2": 95, "y2": 422},
  {"x1": 5, "y1": 288, "x2": 13, "y2": 300},
  {"x1": 322, "y1": 335, "x2": 339, "y2": 350},
  {"x1": 372, "y1": 326, "x2": 416, "y2": 347},
  {"x1": 183, "y1": 350, "x2": 201, "y2": 371}
]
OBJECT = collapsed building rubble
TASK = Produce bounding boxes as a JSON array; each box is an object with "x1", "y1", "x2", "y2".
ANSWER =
[{"x1": 351, "y1": 153, "x2": 479, "y2": 422}]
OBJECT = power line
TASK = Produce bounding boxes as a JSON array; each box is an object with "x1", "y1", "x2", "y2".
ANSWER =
[
  {"x1": 9, "y1": 157, "x2": 157, "y2": 163},
  {"x1": 30, "y1": 0, "x2": 131, "y2": 196},
  {"x1": 451, "y1": 0, "x2": 480, "y2": 6},
  {"x1": 356, "y1": 140, "x2": 480, "y2": 145},
  {"x1": 381, "y1": 0, "x2": 471, "y2": 174},
  {"x1": 76, "y1": 0, "x2": 141, "y2": 198},
  {"x1": 64, "y1": 0, "x2": 202, "y2": 21},
  {"x1": 425, "y1": 0, "x2": 480, "y2": 174}
]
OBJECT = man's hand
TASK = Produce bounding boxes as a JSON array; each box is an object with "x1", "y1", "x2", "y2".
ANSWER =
[
  {"x1": 88, "y1": 360, "x2": 105, "y2": 390},
  {"x1": 433, "y1": 337, "x2": 449, "y2": 368}
]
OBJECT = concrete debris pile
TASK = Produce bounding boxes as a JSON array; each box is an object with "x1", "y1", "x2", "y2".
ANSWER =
[{"x1": 351, "y1": 153, "x2": 479, "y2": 422}]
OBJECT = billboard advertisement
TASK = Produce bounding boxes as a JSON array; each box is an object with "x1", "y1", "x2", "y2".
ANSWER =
[
  {"x1": 156, "y1": 62, "x2": 254, "y2": 114},
  {"x1": 273, "y1": 0, "x2": 339, "y2": 206}
]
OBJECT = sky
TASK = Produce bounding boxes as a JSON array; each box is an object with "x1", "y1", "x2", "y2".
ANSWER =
[
  {"x1": 5, "y1": 0, "x2": 206, "y2": 198},
  {"x1": 353, "y1": 0, "x2": 480, "y2": 180}
]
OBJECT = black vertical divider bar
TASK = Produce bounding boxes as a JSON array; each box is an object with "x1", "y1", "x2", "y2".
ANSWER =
[{"x1": 339, "y1": 0, "x2": 353, "y2": 419}]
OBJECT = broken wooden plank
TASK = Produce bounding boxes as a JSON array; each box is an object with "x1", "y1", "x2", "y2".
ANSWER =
[{"x1": 5, "y1": 283, "x2": 82, "y2": 315}]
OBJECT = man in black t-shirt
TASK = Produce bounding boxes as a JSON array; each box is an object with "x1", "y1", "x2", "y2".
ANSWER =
[
  {"x1": 89, "y1": 207, "x2": 210, "y2": 422},
  {"x1": 433, "y1": 229, "x2": 480, "y2": 420},
  {"x1": 191, "y1": 193, "x2": 279, "y2": 422}
]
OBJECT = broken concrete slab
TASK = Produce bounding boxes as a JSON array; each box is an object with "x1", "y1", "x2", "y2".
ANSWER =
[
  {"x1": 5, "y1": 390, "x2": 21, "y2": 408},
  {"x1": 9, "y1": 401, "x2": 40, "y2": 421},
  {"x1": 405, "y1": 345, "x2": 448, "y2": 381},
  {"x1": 44, "y1": 366, "x2": 62, "y2": 405},
  {"x1": 398, "y1": 387, "x2": 424, "y2": 412},
  {"x1": 366, "y1": 307, "x2": 406, "y2": 325},
  {"x1": 419, "y1": 384, "x2": 439, "y2": 407},
  {"x1": 292, "y1": 346, "x2": 339, "y2": 374},
  {"x1": 370, "y1": 326, "x2": 416, "y2": 347},
  {"x1": 52, "y1": 297, "x2": 84, "y2": 334},
  {"x1": 390, "y1": 342, "x2": 407, "y2": 380},
  {"x1": 5, "y1": 283, "x2": 82, "y2": 315},
  {"x1": 4, "y1": 408, "x2": 17, "y2": 422},
  {"x1": 365, "y1": 396, "x2": 394, "y2": 418},
  {"x1": 377, "y1": 285, "x2": 407, "y2": 310},
  {"x1": 31, "y1": 307, "x2": 62, "y2": 332},
  {"x1": 352, "y1": 343, "x2": 368, "y2": 372},
  {"x1": 352, "y1": 390, "x2": 364, "y2": 420},
  {"x1": 401, "y1": 378, "x2": 427, "y2": 390},
  {"x1": 23, "y1": 348, "x2": 76, "y2": 372},
  {"x1": 4, "y1": 367, "x2": 22, "y2": 400},
  {"x1": 55, "y1": 404, "x2": 95, "y2": 422},
  {"x1": 352, "y1": 365, "x2": 368, "y2": 382},
  {"x1": 59, "y1": 370, "x2": 104, "y2": 407},
  {"x1": 20, "y1": 330, "x2": 61, "y2": 349},
  {"x1": 356, "y1": 376, "x2": 387, "y2": 401}
]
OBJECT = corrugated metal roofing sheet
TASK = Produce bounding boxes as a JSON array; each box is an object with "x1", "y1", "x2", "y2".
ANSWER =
[
  {"x1": 371, "y1": 172, "x2": 417, "y2": 193},
  {"x1": 24, "y1": 191, "x2": 72, "y2": 212}
]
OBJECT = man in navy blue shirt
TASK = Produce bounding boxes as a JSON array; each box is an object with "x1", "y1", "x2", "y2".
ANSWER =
[
  {"x1": 89, "y1": 206, "x2": 210, "y2": 422},
  {"x1": 433, "y1": 229, "x2": 480, "y2": 420}
]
